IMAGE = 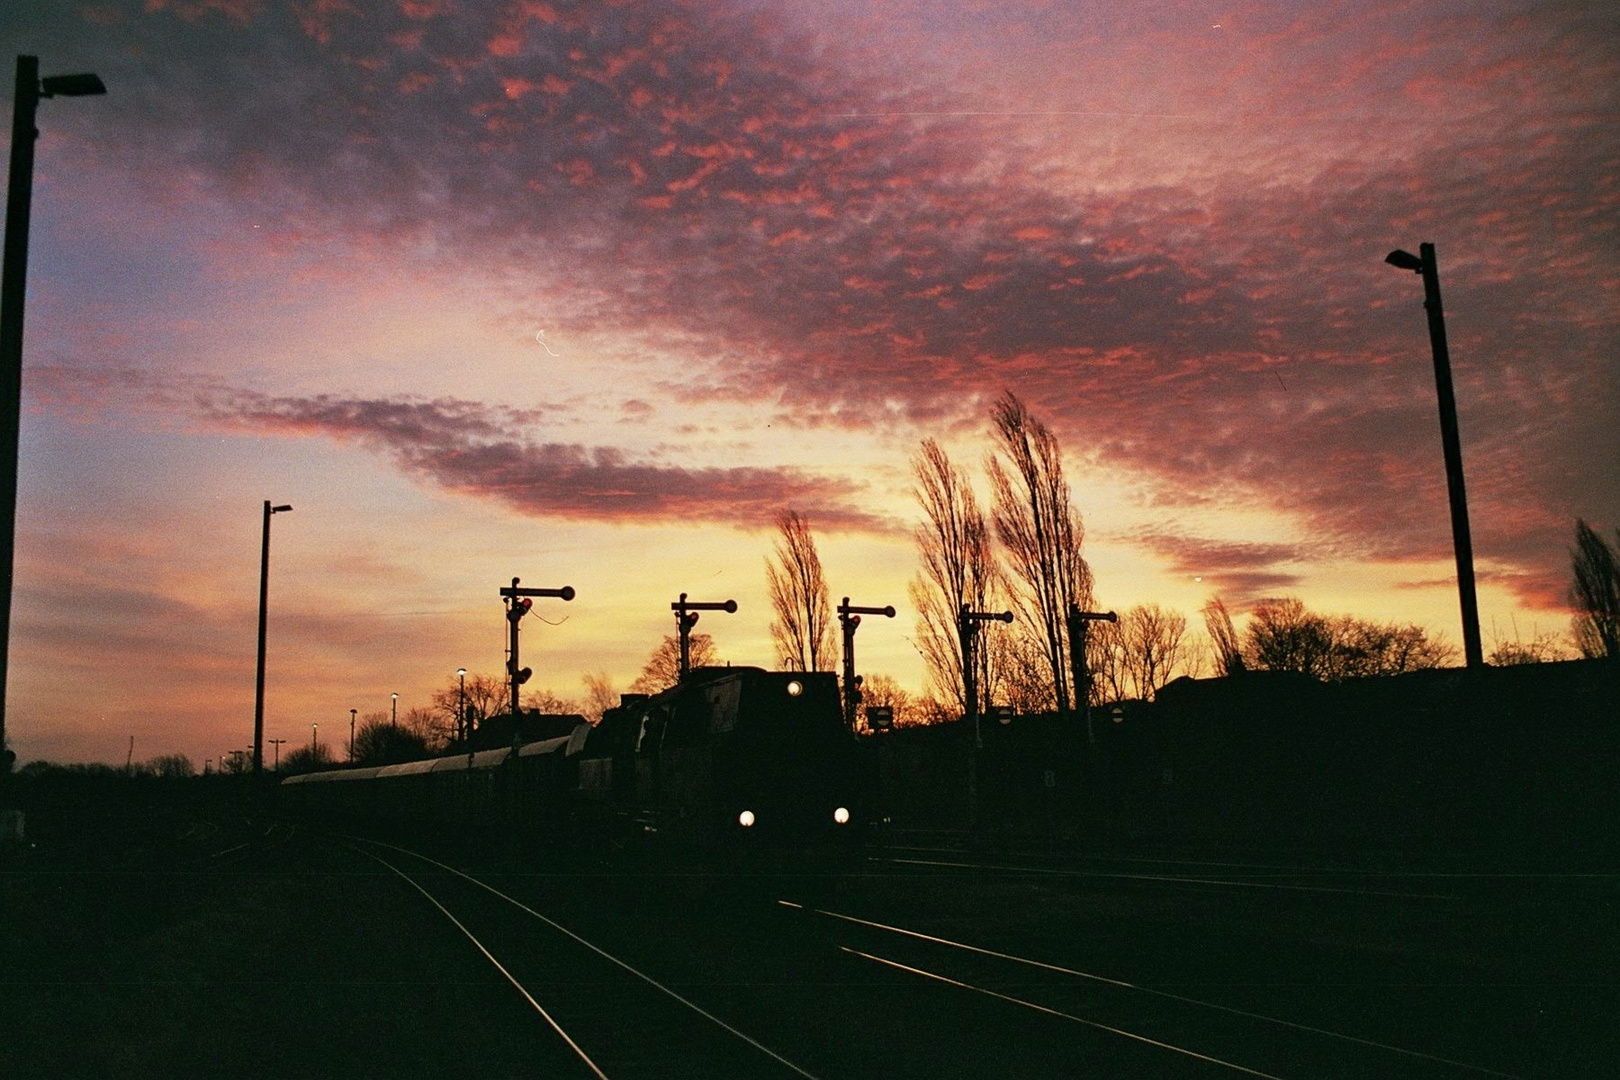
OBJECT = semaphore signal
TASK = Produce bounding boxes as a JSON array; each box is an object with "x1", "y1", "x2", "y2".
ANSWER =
[{"x1": 499, "y1": 577, "x2": 574, "y2": 723}]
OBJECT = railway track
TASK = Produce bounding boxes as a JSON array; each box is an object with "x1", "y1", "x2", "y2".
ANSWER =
[
  {"x1": 11, "y1": 807, "x2": 1595, "y2": 1077},
  {"x1": 778, "y1": 898, "x2": 1524, "y2": 1079},
  {"x1": 344, "y1": 836, "x2": 827, "y2": 1080},
  {"x1": 348, "y1": 831, "x2": 1552, "y2": 1079}
]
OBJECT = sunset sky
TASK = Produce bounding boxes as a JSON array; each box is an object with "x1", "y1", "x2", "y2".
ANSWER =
[{"x1": 4, "y1": 0, "x2": 1615, "y2": 766}]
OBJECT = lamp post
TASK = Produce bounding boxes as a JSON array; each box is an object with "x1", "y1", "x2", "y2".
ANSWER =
[
  {"x1": 390, "y1": 692, "x2": 398, "y2": 726},
  {"x1": 267, "y1": 738, "x2": 285, "y2": 771},
  {"x1": 252, "y1": 501, "x2": 293, "y2": 775},
  {"x1": 311, "y1": 722, "x2": 317, "y2": 758},
  {"x1": 1, "y1": 56, "x2": 106, "y2": 776},
  {"x1": 1385, "y1": 243, "x2": 1484, "y2": 670},
  {"x1": 456, "y1": 668, "x2": 466, "y2": 746},
  {"x1": 348, "y1": 708, "x2": 356, "y2": 761}
]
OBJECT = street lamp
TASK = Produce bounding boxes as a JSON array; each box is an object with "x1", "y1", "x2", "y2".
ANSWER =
[
  {"x1": 311, "y1": 722, "x2": 318, "y2": 757},
  {"x1": 1, "y1": 56, "x2": 106, "y2": 775},
  {"x1": 456, "y1": 669, "x2": 467, "y2": 746},
  {"x1": 390, "y1": 692, "x2": 398, "y2": 726},
  {"x1": 1385, "y1": 242, "x2": 1484, "y2": 670},
  {"x1": 268, "y1": 737, "x2": 285, "y2": 771},
  {"x1": 349, "y1": 708, "x2": 357, "y2": 761},
  {"x1": 252, "y1": 501, "x2": 293, "y2": 775}
]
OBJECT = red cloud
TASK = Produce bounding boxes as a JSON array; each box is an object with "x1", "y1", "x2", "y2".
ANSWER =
[{"x1": 200, "y1": 390, "x2": 898, "y2": 533}]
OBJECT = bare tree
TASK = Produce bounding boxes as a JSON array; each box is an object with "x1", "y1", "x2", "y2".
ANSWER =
[
  {"x1": 430, "y1": 672, "x2": 506, "y2": 735},
  {"x1": 580, "y1": 672, "x2": 619, "y2": 723},
  {"x1": 995, "y1": 628, "x2": 1059, "y2": 714},
  {"x1": 399, "y1": 705, "x2": 451, "y2": 751},
  {"x1": 1202, "y1": 596, "x2": 1246, "y2": 677},
  {"x1": 766, "y1": 509, "x2": 833, "y2": 671},
  {"x1": 1570, "y1": 519, "x2": 1620, "y2": 659},
  {"x1": 1087, "y1": 618, "x2": 1129, "y2": 704},
  {"x1": 522, "y1": 688, "x2": 581, "y2": 715},
  {"x1": 1118, "y1": 604, "x2": 1191, "y2": 701},
  {"x1": 1247, "y1": 597, "x2": 1334, "y2": 677},
  {"x1": 909, "y1": 438, "x2": 1002, "y2": 716},
  {"x1": 855, "y1": 673, "x2": 927, "y2": 731},
  {"x1": 144, "y1": 753, "x2": 195, "y2": 778},
  {"x1": 630, "y1": 633, "x2": 720, "y2": 694},
  {"x1": 1244, "y1": 596, "x2": 1454, "y2": 680},
  {"x1": 1319, "y1": 618, "x2": 1454, "y2": 679},
  {"x1": 280, "y1": 742, "x2": 335, "y2": 774},
  {"x1": 351, "y1": 719, "x2": 430, "y2": 766},
  {"x1": 1487, "y1": 624, "x2": 1572, "y2": 666},
  {"x1": 987, "y1": 392, "x2": 1091, "y2": 718}
]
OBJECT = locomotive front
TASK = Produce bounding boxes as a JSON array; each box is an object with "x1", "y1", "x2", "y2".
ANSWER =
[
  {"x1": 709, "y1": 669, "x2": 864, "y2": 849},
  {"x1": 581, "y1": 666, "x2": 865, "y2": 852}
]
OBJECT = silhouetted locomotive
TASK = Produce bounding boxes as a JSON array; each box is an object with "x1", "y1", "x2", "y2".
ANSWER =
[{"x1": 280, "y1": 667, "x2": 864, "y2": 852}]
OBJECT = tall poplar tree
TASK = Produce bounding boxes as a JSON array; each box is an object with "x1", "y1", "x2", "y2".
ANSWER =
[
  {"x1": 909, "y1": 438, "x2": 1001, "y2": 716},
  {"x1": 766, "y1": 510, "x2": 833, "y2": 671},
  {"x1": 986, "y1": 392, "x2": 1091, "y2": 718},
  {"x1": 1571, "y1": 518, "x2": 1620, "y2": 659}
]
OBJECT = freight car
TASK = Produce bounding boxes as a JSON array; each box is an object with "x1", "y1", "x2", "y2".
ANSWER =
[{"x1": 280, "y1": 666, "x2": 865, "y2": 854}]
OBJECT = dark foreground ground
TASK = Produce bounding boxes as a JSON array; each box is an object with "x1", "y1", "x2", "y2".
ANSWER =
[{"x1": 3, "y1": 789, "x2": 1615, "y2": 1078}]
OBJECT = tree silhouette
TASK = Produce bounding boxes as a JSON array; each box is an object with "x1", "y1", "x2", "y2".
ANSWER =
[
  {"x1": 143, "y1": 754, "x2": 195, "y2": 778},
  {"x1": 630, "y1": 633, "x2": 720, "y2": 694},
  {"x1": 280, "y1": 742, "x2": 334, "y2": 774},
  {"x1": 854, "y1": 673, "x2": 925, "y2": 731},
  {"x1": 580, "y1": 671, "x2": 619, "y2": 723},
  {"x1": 399, "y1": 705, "x2": 450, "y2": 752},
  {"x1": 766, "y1": 509, "x2": 833, "y2": 671},
  {"x1": 522, "y1": 688, "x2": 581, "y2": 715},
  {"x1": 351, "y1": 718, "x2": 432, "y2": 766},
  {"x1": 1486, "y1": 626, "x2": 1571, "y2": 666},
  {"x1": 1247, "y1": 597, "x2": 1334, "y2": 677},
  {"x1": 1087, "y1": 618, "x2": 1129, "y2": 704},
  {"x1": 909, "y1": 438, "x2": 1002, "y2": 717},
  {"x1": 1202, "y1": 596, "x2": 1246, "y2": 677},
  {"x1": 1241, "y1": 597, "x2": 1454, "y2": 680},
  {"x1": 1570, "y1": 518, "x2": 1620, "y2": 659},
  {"x1": 1119, "y1": 604, "x2": 1193, "y2": 701},
  {"x1": 987, "y1": 392, "x2": 1091, "y2": 718},
  {"x1": 429, "y1": 671, "x2": 505, "y2": 741},
  {"x1": 995, "y1": 628, "x2": 1059, "y2": 714}
]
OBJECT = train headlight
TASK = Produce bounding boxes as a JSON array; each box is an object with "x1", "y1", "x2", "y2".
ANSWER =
[
  {"x1": 786, "y1": 679, "x2": 803, "y2": 697},
  {"x1": 833, "y1": 806, "x2": 850, "y2": 825},
  {"x1": 737, "y1": 810, "x2": 756, "y2": 828}
]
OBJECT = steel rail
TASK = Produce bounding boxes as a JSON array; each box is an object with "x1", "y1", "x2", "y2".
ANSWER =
[
  {"x1": 353, "y1": 836, "x2": 824, "y2": 1080},
  {"x1": 842, "y1": 944, "x2": 1289, "y2": 1079},
  {"x1": 353, "y1": 845, "x2": 611, "y2": 1080},
  {"x1": 797, "y1": 903, "x2": 1523, "y2": 1079},
  {"x1": 872, "y1": 855, "x2": 1460, "y2": 901},
  {"x1": 875, "y1": 844, "x2": 1620, "y2": 880}
]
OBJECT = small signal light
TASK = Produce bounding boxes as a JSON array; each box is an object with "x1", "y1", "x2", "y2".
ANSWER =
[
  {"x1": 786, "y1": 679, "x2": 803, "y2": 697},
  {"x1": 833, "y1": 807, "x2": 850, "y2": 825},
  {"x1": 738, "y1": 810, "x2": 756, "y2": 828}
]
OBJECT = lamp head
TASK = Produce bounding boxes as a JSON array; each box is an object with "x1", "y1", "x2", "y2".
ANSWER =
[
  {"x1": 40, "y1": 73, "x2": 106, "y2": 98},
  {"x1": 1385, "y1": 249, "x2": 1425, "y2": 273}
]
